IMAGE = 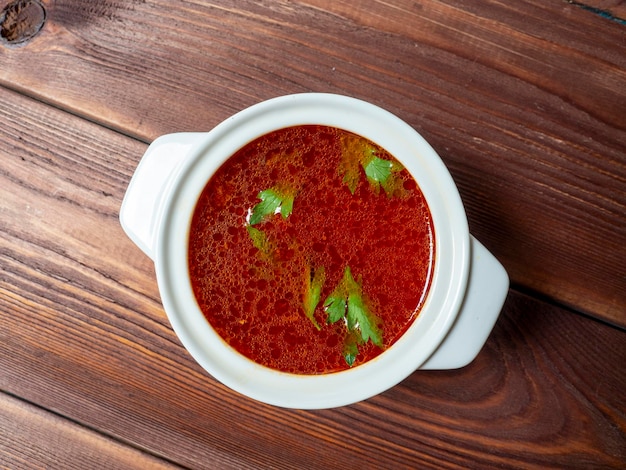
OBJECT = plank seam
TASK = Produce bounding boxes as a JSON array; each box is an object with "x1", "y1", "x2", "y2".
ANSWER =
[{"x1": 0, "y1": 389, "x2": 192, "y2": 470}]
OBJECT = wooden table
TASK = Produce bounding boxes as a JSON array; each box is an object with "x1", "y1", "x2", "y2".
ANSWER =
[{"x1": 1, "y1": 1, "x2": 624, "y2": 468}]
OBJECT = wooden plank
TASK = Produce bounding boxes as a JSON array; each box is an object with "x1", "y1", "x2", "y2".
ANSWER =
[
  {"x1": 0, "y1": 0, "x2": 623, "y2": 326},
  {"x1": 0, "y1": 87, "x2": 624, "y2": 469},
  {"x1": 289, "y1": 2, "x2": 626, "y2": 324},
  {"x1": 576, "y1": 1, "x2": 626, "y2": 20},
  {"x1": 0, "y1": 392, "x2": 183, "y2": 470}
]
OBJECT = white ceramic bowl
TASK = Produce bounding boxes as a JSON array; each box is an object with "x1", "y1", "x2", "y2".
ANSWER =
[{"x1": 120, "y1": 93, "x2": 508, "y2": 409}]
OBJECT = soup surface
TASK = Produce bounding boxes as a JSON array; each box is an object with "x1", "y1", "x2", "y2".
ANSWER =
[{"x1": 188, "y1": 125, "x2": 434, "y2": 374}]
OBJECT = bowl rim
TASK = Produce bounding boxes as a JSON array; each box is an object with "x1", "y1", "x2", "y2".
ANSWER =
[{"x1": 155, "y1": 93, "x2": 470, "y2": 408}]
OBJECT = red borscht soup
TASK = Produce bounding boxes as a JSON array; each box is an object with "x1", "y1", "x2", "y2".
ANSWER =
[{"x1": 188, "y1": 125, "x2": 434, "y2": 374}]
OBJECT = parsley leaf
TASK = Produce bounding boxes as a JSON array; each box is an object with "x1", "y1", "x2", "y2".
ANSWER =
[
  {"x1": 364, "y1": 156, "x2": 392, "y2": 186},
  {"x1": 338, "y1": 134, "x2": 367, "y2": 194},
  {"x1": 379, "y1": 160, "x2": 405, "y2": 197},
  {"x1": 347, "y1": 292, "x2": 382, "y2": 347},
  {"x1": 339, "y1": 134, "x2": 406, "y2": 197},
  {"x1": 249, "y1": 185, "x2": 296, "y2": 225},
  {"x1": 342, "y1": 266, "x2": 382, "y2": 346},
  {"x1": 323, "y1": 266, "x2": 383, "y2": 361},
  {"x1": 343, "y1": 333, "x2": 359, "y2": 367},
  {"x1": 246, "y1": 185, "x2": 297, "y2": 257},
  {"x1": 363, "y1": 155, "x2": 405, "y2": 196},
  {"x1": 246, "y1": 226, "x2": 272, "y2": 259},
  {"x1": 323, "y1": 294, "x2": 346, "y2": 324},
  {"x1": 303, "y1": 265, "x2": 325, "y2": 330}
]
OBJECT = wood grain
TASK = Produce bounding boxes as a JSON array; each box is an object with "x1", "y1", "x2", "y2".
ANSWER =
[
  {"x1": 0, "y1": 86, "x2": 624, "y2": 469},
  {"x1": 577, "y1": 1, "x2": 626, "y2": 19},
  {"x1": 292, "y1": 1, "x2": 626, "y2": 324},
  {"x1": 0, "y1": 392, "x2": 182, "y2": 469},
  {"x1": 0, "y1": 0, "x2": 624, "y2": 326}
]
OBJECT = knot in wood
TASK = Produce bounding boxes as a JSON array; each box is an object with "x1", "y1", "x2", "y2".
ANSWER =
[{"x1": 0, "y1": 0, "x2": 46, "y2": 45}]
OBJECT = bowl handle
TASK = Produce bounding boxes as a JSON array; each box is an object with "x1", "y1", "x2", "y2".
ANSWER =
[
  {"x1": 419, "y1": 236, "x2": 509, "y2": 370},
  {"x1": 119, "y1": 133, "x2": 205, "y2": 260}
]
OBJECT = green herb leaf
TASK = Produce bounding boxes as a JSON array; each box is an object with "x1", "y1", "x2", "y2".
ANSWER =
[
  {"x1": 281, "y1": 193, "x2": 294, "y2": 218},
  {"x1": 364, "y1": 156, "x2": 392, "y2": 185},
  {"x1": 249, "y1": 186, "x2": 296, "y2": 225},
  {"x1": 323, "y1": 294, "x2": 346, "y2": 324},
  {"x1": 342, "y1": 267, "x2": 382, "y2": 346},
  {"x1": 347, "y1": 292, "x2": 383, "y2": 347},
  {"x1": 339, "y1": 134, "x2": 409, "y2": 197},
  {"x1": 343, "y1": 333, "x2": 359, "y2": 367},
  {"x1": 323, "y1": 266, "x2": 383, "y2": 360},
  {"x1": 339, "y1": 134, "x2": 367, "y2": 194},
  {"x1": 342, "y1": 265, "x2": 360, "y2": 293},
  {"x1": 303, "y1": 265, "x2": 325, "y2": 330},
  {"x1": 364, "y1": 156, "x2": 406, "y2": 197},
  {"x1": 381, "y1": 161, "x2": 406, "y2": 197},
  {"x1": 246, "y1": 226, "x2": 271, "y2": 257}
]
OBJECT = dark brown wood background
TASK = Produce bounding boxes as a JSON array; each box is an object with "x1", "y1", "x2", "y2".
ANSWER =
[{"x1": 1, "y1": 1, "x2": 624, "y2": 468}]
